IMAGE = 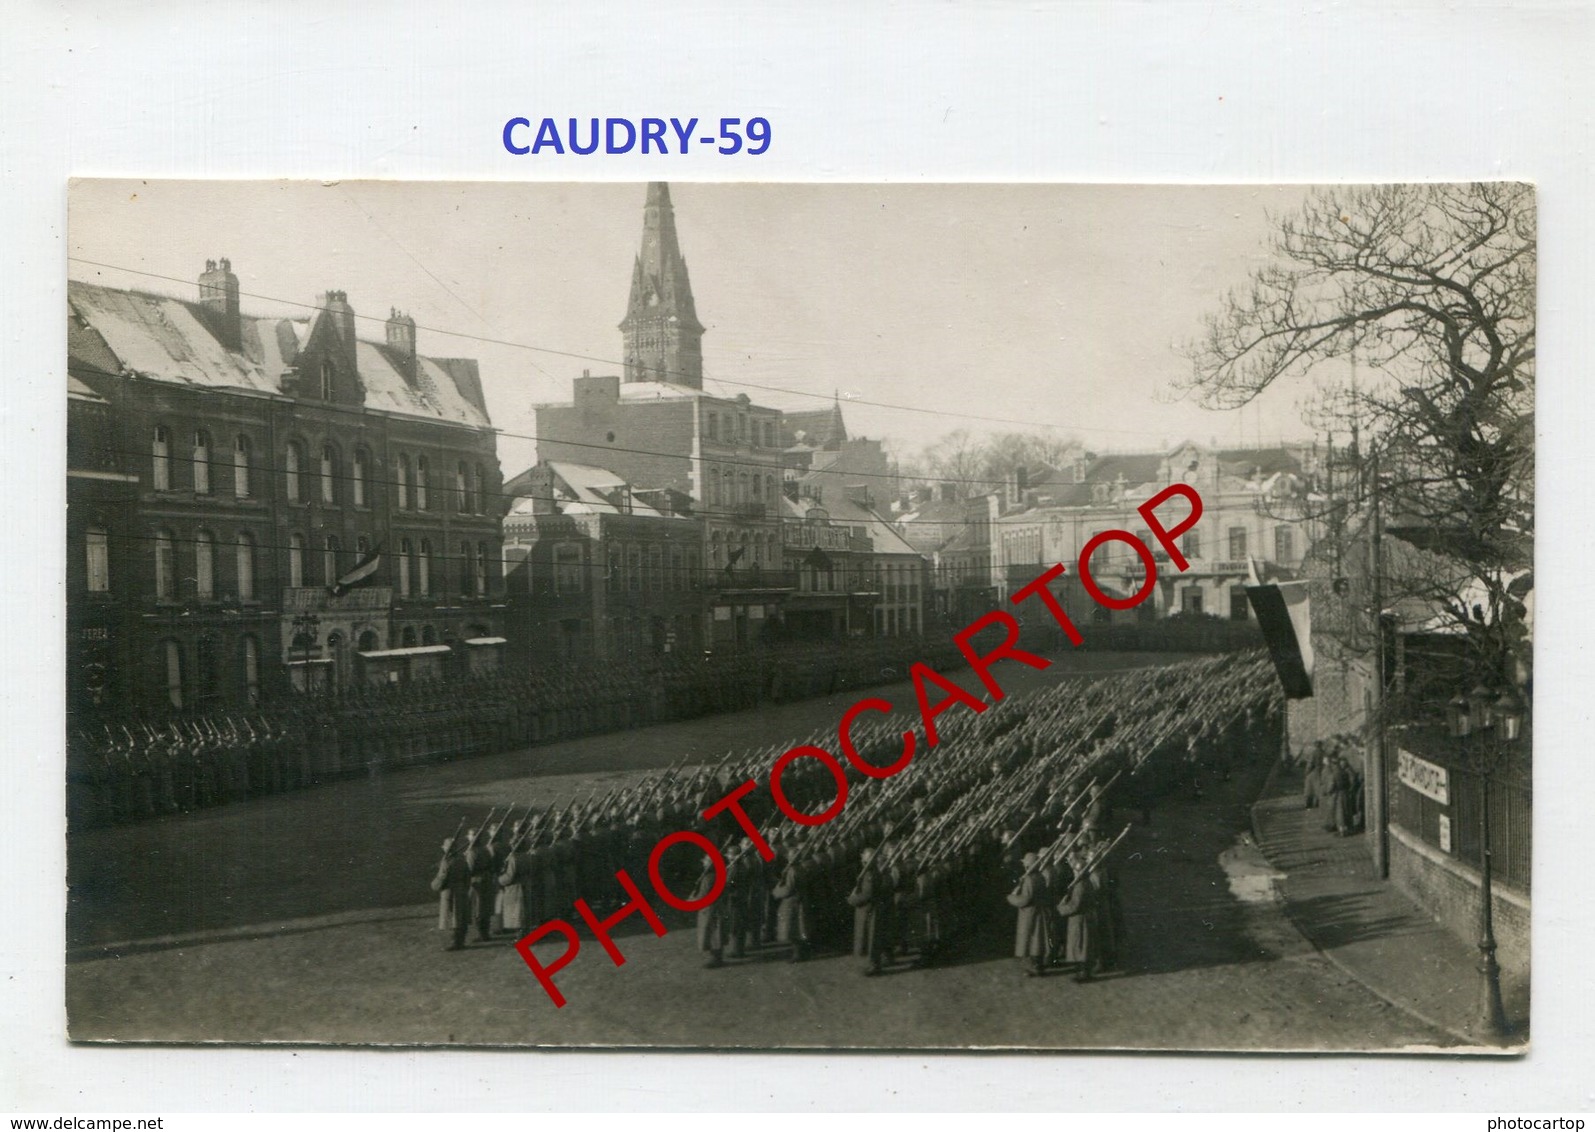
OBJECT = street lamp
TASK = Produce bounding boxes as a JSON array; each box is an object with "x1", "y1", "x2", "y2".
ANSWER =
[{"x1": 1450, "y1": 680, "x2": 1518, "y2": 1041}]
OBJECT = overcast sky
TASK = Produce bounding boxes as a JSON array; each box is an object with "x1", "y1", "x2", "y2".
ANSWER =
[{"x1": 68, "y1": 179, "x2": 1330, "y2": 476}]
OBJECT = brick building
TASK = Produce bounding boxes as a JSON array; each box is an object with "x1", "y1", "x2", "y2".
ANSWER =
[
  {"x1": 502, "y1": 461, "x2": 705, "y2": 662},
  {"x1": 65, "y1": 261, "x2": 505, "y2": 713}
]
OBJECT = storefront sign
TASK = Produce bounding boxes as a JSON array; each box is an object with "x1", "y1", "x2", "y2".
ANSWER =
[{"x1": 1397, "y1": 748, "x2": 1450, "y2": 805}]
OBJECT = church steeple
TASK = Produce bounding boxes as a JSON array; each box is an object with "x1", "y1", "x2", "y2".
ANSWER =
[{"x1": 620, "y1": 182, "x2": 705, "y2": 388}]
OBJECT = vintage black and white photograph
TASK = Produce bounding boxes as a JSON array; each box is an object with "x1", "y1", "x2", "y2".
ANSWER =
[{"x1": 64, "y1": 179, "x2": 1533, "y2": 1051}]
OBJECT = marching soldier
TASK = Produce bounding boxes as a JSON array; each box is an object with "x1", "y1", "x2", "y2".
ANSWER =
[
  {"x1": 847, "y1": 846, "x2": 889, "y2": 977},
  {"x1": 464, "y1": 827, "x2": 497, "y2": 943},
  {"x1": 1006, "y1": 851, "x2": 1051, "y2": 978},
  {"x1": 431, "y1": 836, "x2": 472, "y2": 951},
  {"x1": 771, "y1": 841, "x2": 813, "y2": 963}
]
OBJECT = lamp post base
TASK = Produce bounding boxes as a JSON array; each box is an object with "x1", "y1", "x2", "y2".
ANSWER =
[{"x1": 1478, "y1": 939, "x2": 1510, "y2": 1041}]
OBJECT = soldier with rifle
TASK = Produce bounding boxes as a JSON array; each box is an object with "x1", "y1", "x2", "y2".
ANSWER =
[
  {"x1": 431, "y1": 819, "x2": 472, "y2": 951},
  {"x1": 463, "y1": 809, "x2": 499, "y2": 943}
]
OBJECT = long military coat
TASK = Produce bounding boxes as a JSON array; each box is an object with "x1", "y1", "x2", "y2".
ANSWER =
[
  {"x1": 847, "y1": 865, "x2": 888, "y2": 961},
  {"x1": 431, "y1": 852, "x2": 471, "y2": 930},
  {"x1": 1005, "y1": 870, "x2": 1051, "y2": 958},
  {"x1": 1055, "y1": 870, "x2": 1101, "y2": 966},
  {"x1": 691, "y1": 866, "x2": 725, "y2": 952},
  {"x1": 497, "y1": 849, "x2": 529, "y2": 932},
  {"x1": 771, "y1": 861, "x2": 811, "y2": 943}
]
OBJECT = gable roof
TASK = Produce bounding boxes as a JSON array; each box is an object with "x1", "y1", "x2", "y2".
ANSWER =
[
  {"x1": 781, "y1": 401, "x2": 848, "y2": 448},
  {"x1": 66, "y1": 279, "x2": 491, "y2": 429}
]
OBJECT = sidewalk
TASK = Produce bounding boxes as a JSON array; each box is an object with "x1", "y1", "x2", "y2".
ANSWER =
[{"x1": 1250, "y1": 760, "x2": 1530, "y2": 1050}]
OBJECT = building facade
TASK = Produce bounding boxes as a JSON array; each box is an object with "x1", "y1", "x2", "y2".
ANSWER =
[
  {"x1": 534, "y1": 183, "x2": 790, "y2": 650},
  {"x1": 66, "y1": 262, "x2": 506, "y2": 714},
  {"x1": 991, "y1": 443, "x2": 1320, "y2": 625},
  {"x1": 502, "y1": 461, "x2": 705, "y2": 663}
]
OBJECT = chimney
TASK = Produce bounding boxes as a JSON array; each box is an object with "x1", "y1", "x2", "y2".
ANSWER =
[
  {"x1": 198, "y1": 257, "x2": 241, "y2": 350},
  {"x1": 938, "y1": 481, "x2": 958, "y2": 503},
  {"x1": 321, "y1": 290, "x2": 359, "y2": 375},
  {"x1": 385, "y1": 307, "x2": 417, "y2": 380}
]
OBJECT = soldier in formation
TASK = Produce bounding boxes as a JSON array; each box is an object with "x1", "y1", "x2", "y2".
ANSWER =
[{"x1": 432, "y1": 650, "x2": 1286, "y2": 986}]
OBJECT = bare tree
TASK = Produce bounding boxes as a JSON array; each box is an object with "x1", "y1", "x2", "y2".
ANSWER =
[
  {"x1": 921, "y1": 428, "x2": 996, "y2": 491},
  {"x1": 1181, "y1": 183, "x2": 1534, "y2": 688}
]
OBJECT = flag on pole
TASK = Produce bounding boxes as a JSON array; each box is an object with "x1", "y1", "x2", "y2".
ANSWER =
[
  {"x1": 1245, "y1": 556, "x2": 1314, "y2": 698},
  {"x1": 331, "y1": 543, "x2": 384, "y2": 597}
]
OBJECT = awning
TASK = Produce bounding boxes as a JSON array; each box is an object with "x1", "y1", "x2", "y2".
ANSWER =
[
  {"x1": 464, "y1": 636, "x2": 508, "y2": 646},
  {"x1": 357, "y1": 645, "x2": 454, "y2": 659}
]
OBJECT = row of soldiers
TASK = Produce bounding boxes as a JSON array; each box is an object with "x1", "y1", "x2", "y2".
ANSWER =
[
  {"x1": 433, "y1": 650, "x2": 1285, "y2": 980},
  {"x1": 1300, "y1": 732, "x2": 1366, "y2": 836},
  {"x1": 70, "y1": 636, "x2": 974, "y2": 829}
]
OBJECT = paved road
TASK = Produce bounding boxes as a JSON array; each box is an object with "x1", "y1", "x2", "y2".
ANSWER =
[{"x1": 66, "y1": 651, "x2": 1456, "y2": 1050}]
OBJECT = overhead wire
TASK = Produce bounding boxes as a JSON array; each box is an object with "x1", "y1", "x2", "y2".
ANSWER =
[{"x1": 66, "y1": 256, "x2": 1266, "y2": 441}]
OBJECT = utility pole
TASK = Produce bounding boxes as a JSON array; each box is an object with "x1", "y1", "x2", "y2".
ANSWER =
[{"x1": 1369, "y1": 450, "x2": 1389, "y2": 878}]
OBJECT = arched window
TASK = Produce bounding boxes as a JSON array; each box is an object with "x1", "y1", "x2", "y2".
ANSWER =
[
  {"x1": 402, "y1": 626, "x2": 418, "y2": 648},
  {"x1": 737, "y1": 472, "x2": 749, "y2": 505},
  {"x1": 288, "y1": 532, "x2": 305, "y2": 589},
  {"x1": 358, "y1": 629, "x2": 379, "y2": 652},
  {"x1": 241, "y1": 636, "x2": 260, "y2": 704},
  {"x1": 352, "y1": 448, "x2": 368, "y2": 507},
  {"x1": 235, "y1": 531, "x2": 255, "y2": 600},
  {"x1": 285, "y1": 441, "x2": 303, "y2": 503},
  {"x1": 194, "y1": 529, "x2": 215, "y2": 600},
  {"x1": 397, "y1": 539, "x2": 412, "y2": 598},
  {"x1": 415, "y1": 456, "x2": 430, "y2": 510},
  {"x1": 396, "y1": 454, "x2": 410, "y2": 510},
  {"x1": 421, "y1": 624, "x2": 437, "y2": 646},
  {"x1": 151, "y1": 426, "x2": 171, "y2": 491},
  {"x1": 418, "y1": 540, "x2": 432, "y2": 595},
  {"x1": 475, "y1": 542, "x2": 488, "y2": 597},
  {"x1": 232, "y1": 435, "x2": 251, "y2": 498},
  {"x1": 460, "y1": 540, "x2": 473, "y2": 596},
  {"x1": 323, "y1": 535, "x2": 340, "y2": 585},
  {"x1": 192, "y1": 431, "x2": 211, "y2": 494},
  {"x1": 456, "y1": 462, "x2": 470, "y2": 512},
  {"x1": 86, "y1": 525, "x2": 109, "y2": 593},
  {"x1": 320, "y1": 444, "x2": 337, "y2": 504},
  {"x1": 162, "y1": 640, "x2": 184, "y2": 709},
  {"x1": 155, "y1": 528, "x2": 176, "y2": 599},
  {"x1": 319, "y1": 359, "x2": 334, "y2": 401}
]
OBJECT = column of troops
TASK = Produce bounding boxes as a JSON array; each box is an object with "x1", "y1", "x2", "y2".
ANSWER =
[
  {"x1": 434, "y1": 650, "x2": 1286, "y2": 981},
  {"x1": 69, "y1": 636, "x2": 978, "y2": 830}
]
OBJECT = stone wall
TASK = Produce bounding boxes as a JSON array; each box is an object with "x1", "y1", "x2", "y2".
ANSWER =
[{"x1": 1389, "y1": 823, "x2": 1530, "y2": 975}]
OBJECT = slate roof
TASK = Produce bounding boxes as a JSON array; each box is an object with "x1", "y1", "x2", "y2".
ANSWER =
[
  {"x1": 505, "y1": 461, "x2": 678, "y2": 519},
  {"x1": 66, "y1": 280, "x2": 491, "y2": 428}
]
